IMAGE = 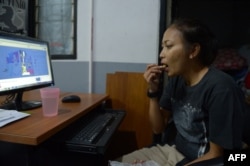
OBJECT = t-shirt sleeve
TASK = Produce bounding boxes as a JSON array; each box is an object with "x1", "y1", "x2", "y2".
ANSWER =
[{"x1": 207, "y1": 85, "x2": 245, "y2": 149}]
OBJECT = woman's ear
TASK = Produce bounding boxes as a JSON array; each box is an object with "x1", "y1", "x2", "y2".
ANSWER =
[{"x1": 189, "y1": 43, "x2": 200, "y2": 59}]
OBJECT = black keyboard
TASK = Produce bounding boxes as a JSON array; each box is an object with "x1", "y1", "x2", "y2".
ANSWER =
[
  {"x1": 49, "y1": 109, "x2": 125, "y2": 154},
  {"x1": 71, "y1": 112, "x2": 115, "y2": 144}
]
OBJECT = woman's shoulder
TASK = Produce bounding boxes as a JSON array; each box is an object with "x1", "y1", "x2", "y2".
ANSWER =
[
  {"x1": 204, "y1": 66, "x2": 241, "y2": 90},
  {"x1": 207, "y1": 67, "x2": 236, "y2": 83}
]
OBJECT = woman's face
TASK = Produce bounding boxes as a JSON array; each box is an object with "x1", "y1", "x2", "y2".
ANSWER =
[{"x1": 160, "y1": 26, "x2": 191, "y2": 77}]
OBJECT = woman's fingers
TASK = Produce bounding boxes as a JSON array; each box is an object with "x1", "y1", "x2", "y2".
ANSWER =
[
  {"x1": 143, "y1": 64, "x2": 164, "y2": 92},
  {"x1": 132, "y1": 159, "x2": 145, "y2": 164},
  {"x1": 144, "y1": 65, "x2": 163, "y2": 83}
]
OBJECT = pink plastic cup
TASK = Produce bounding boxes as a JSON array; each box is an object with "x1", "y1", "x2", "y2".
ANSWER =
[{"x1": 40, "y1": 87, "x2": 60, "y2": 117}]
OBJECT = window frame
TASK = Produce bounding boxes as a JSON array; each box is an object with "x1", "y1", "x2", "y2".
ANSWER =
[{"x1": 30, "y1": 0, "x2": 77, "y2": 60}]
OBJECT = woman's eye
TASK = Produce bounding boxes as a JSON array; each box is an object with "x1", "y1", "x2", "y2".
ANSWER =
[{"x1": 166, "y1": 45, "x2": 172, "y2": 49}]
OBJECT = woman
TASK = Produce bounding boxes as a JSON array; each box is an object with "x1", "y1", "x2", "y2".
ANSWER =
[{"x1": 119, "y1": 18, "x2": 245, "y2": 166}]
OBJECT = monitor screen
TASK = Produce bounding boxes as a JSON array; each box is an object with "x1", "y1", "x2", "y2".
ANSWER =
[{"x1": 0, "y1": 32, "x2": 54, "y2": 111}]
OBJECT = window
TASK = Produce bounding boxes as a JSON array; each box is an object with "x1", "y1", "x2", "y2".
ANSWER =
[{"x1": 35, "y1": 0, "x2": 77, "y2": 59}]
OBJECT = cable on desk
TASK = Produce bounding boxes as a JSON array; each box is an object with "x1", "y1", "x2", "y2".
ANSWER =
[{"x1": 1, "y1": 94, "x2": 15, "y2": 106}]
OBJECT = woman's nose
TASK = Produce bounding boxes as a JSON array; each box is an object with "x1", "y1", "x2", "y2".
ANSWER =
[{"x1": 159, "y1": 49, "x2": 164, "y2": 58}]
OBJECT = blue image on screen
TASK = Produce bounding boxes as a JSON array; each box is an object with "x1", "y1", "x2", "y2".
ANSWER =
[{"x1": 0, "y1": 45, "x2": 49, "y2": 79}]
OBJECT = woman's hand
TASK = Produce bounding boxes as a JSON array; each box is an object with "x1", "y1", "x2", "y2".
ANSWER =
[
  {"x1": 143, "y1": 64, "x2": 164, "y2": 92},
  {"x1": 131, "y1": 159, "x2": 146, "y2": 165}
]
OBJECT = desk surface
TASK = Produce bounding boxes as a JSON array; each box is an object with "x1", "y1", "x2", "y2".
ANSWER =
[{"x1": 0, "y1": 90, "x2": 109, "y2": 145}]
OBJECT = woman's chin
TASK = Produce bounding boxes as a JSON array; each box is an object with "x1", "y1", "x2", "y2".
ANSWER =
[
  {"x1": 166, "y1": 72, "x2": 173, "y2": 77},
  {"x1": 166, "y1": 71, "x2": 176, "y2": 77}
]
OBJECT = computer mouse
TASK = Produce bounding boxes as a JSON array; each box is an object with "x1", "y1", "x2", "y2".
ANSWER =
[{"x1": 62, "y1": 95, "x2": 81, "y2": 103}]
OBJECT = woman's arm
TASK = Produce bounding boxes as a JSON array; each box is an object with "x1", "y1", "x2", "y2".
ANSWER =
[
  {"x1": 143, "y1": 64, "x2": 171, "y2": 134},
  {"x1": 149, "y1": 98, "x2": 172, "y2": 134},
  {"x1": 185, "y1": 141, "x2": 224, "y2": 166}
]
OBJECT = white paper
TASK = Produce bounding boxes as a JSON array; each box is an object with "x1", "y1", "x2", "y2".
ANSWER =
[{"x1": 0, "y1": 109, "x2": 30, "y2": 127}]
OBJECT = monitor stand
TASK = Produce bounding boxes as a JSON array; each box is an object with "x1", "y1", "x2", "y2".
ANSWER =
[{"x1": 0, "y1": 92, "x2": 42, "y2": 111}]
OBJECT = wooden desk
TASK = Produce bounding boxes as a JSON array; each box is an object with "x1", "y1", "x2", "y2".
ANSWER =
[{"x1": 0, "y1": 90, "x2": 109, "y2": 146}]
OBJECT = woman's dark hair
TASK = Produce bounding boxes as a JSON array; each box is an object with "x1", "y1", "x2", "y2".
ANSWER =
[{"x1": 171, "y1": 18, "x2": 218, "y2": 66}]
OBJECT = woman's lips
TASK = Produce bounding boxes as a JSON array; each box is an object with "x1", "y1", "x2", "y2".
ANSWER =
[
  {"x1": 160, "y1": 65, "x2": 166, "y2": 68},
  {"x1": 160, "y1": 64, "x2": 169, "y2": 72}
]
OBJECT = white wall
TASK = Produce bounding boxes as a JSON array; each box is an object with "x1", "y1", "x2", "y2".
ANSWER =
[
  {"x1": 93, "y1": 0, "x2": 160, "y2": 63},
  {"x1": 76, "y1": 0, "x2": 93, "y2": 62},
  {"x1": 53, "y1": 0, "x2": 161, "y2": 93},
  {"x1": 75, "y1": 0, "x2": 160, "y2": 63}
]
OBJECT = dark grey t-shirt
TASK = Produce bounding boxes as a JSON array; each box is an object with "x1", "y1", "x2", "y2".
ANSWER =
[{"x1": 159, "y1": 67, "x2": 245, "y2": 160}]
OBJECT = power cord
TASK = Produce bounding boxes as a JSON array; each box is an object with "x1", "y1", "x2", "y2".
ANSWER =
[{"x1": 1, "y1": 94, "x2": 16, "y2": 106}]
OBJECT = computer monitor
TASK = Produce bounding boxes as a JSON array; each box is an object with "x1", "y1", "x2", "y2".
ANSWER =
[{"x1": 0, "y1": 32, "x2": 54, "y2": 111}]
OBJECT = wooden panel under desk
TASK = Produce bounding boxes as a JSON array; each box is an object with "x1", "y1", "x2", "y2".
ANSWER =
[
  {"x1": 0, "y1": 90, "x2": 109, "y2": 146},
  {"x1": 106, "y1": 72, "x2": 152, "y2": 149}
]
